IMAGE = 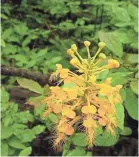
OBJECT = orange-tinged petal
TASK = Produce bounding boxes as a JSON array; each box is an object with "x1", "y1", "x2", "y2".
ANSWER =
[
  {"x1": 60, "y1": 69, "x2": 69, "y2": 78},
  {"x1": 65, "y1": 89, "x2": 78, "y2": 99},
  {"x1": 50, "y1": 86, "x2": 62, "y2": 94},
  {"x1": 52, "y1": 104, "x2": 62, "y2": 114},
  {"x1": 99, "y1": 118, "x2": 107, "y2": 126},
  {"x1": 64, "y1": 76, "x2": 73, "y2": 83},
  {"x1": 98, "y1": 108, "x2": 106, "y2": 117},
  {"x1": 65, "y1": 125, "x2": 74, "y2": 135}
]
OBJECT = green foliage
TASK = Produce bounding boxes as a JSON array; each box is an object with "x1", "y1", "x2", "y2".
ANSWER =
[
  {"x1": 17, "y1": 78, "x2": 44, "y2": 94},
  {"x1": 99, "y1": 31, "x2": 123, "y2": 58},
  {"x1": 2, "y1": 0, "x2": 138, "y2": 74},
  {"x1": 1, "y1": 88, "x2": 45, "y2": 156},
  {"x1": 115, "y1": 104, "x2": 124, "y2": 130},
  {"x1": 19, "y1": 147, "x2": 32, "y2": 156},
  {"x1": 120, "y1": 127, "x2": 132, "y2": 136},
  {"x1": 124, "y1": 88, "x2": 138, "y2": 120},
  {"x1": 65, "y1": 147, "x2": 86, "y2": 156},
  {"x1": 71, "y1": 133, "x2": 88, "y2": 147},
  {"x1": 94, "y1": 129, "x2": 119, "y2": 146}
]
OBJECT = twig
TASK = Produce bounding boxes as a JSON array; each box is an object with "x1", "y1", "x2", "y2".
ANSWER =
[{"x1": 1, "y1": 65, "x2": 51, "y2": 86}]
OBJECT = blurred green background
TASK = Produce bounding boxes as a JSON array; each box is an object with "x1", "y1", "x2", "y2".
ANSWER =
[{"x1": 2, "y1": 0, "x2": 138, "y2": 72}]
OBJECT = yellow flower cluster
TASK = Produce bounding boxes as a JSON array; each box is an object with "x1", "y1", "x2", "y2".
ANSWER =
[{"x1": 42, "y1": 41, "x2": 122, "y2": 149}]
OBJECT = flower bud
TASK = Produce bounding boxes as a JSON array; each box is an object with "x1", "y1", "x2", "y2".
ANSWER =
[
  {"x1": 108, "y1": 59, "x2": 120, "y2": 69},
  {"x1": 67, "y1": 49, "x2": 74, "y2": 56},
  {"x1": 84, "y1": 41, "x2": 91, "y2": 47},
  {"x1": 99, "y1": 53, "x2": 106, "y2": 59},
  {"x1": 71, "y1": 44, "x2": 77, "y2": 52},
  {"x1": 98, "y1": 42, "x2": 106, "y2": 49}
]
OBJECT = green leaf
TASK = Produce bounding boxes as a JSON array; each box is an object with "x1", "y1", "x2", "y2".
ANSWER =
[
  {"x1": 120, "y1": 88, "x2": 126, "y2": 101},
  {"x1": 17, "y1": 78, "x2": 44, "y2": 94},
  {"x1": 14, "y1": 111, "x2": 34, "y2": 123},
  {"x1": 2, "y1": 28, "x2": 13, "y2": 40},
  {"x1": 108, "y1": 72, "x2": 133, "y2": 86},
  {"x1": 1, "y1": 87, "x2": 9, "y2": 103},
  {"x1": 66, "y1": 147, "x2": 86, "y2": 156},
  {"x1": 12, "y1": 123, "x2": 27, "y2": 130},
  {"x1": 8, "y1": 146, "x2": 16, "y2": 155},
  {"x1": 15, "y1": 129, "x2": 35, "y2": 143},
  {"x1": 62, "y1": 140, "x2": 71, "y2": 156},
  {"x1": 120, "y1": 127, "x2": 132, "y2": 136},
  {"x1": 112, "y1": 6, "x2": 131, "y2": 22},
  {"x1": 3, "y1": 115, "x2": 13, "y2": 127},
  {"x1": 98, "y1": 31, "x2": 123, "y2": 58},
  {"x1": 1, "y1": 39, "x2": 6, "y2": 47},
  {"x1": 8, "y1": 137, "x2": 26, "y2": 149},
  {"x1": 97, "y1": 70, "x2": 109, "y2": 80},
  {"x1": 32, "y1": 125, "x2": 45, "y2": 135},
  {"x1": 128, "y1": 3, "x2": 138, "y2": 19},
  {"x1": 124, "y1": 89, "x2": 138, "y2": 120},
  {"x1": 85, "y1": 151, "x2": 92, "y2": 156},
  {"x1": 19, "y1": 147, "x2": 32, "y2": 156},
  {"x1": 71, "y1": 133, "x2": 88, "y2": 147},
  {"x1": 124, "y1": 54, "x2": 138, "y2": 64},
  {"x1": 48, "y1": 113, "x2": 58, "y2": 123},
  {"x1": 113, "y1": 29, "x2": 131, "y2": 44},
  {"x1": 115, "y1": 104, "x2": 124, "y2": 130},
  {"x1": 14, "y1": 23, "x2": 28, "y2": 35},
  {"x1": 94, "y1": 130, "x2": 119, "y2": 146},
  {"x1": 95, "y1": 126, "x2": 103, "y2": 136},
  {"x1": 130, "y1": 80, "x2": 138, "y2": 95},
  {"x1": 1, "y1": 126, "x2": 13, "y2": 139},
  {"x1": 1, "y1": 141, "x2": 9, "y2": 156},
  {"x1": 51, "y1": 56, "x2": 62, "y2": 63}
]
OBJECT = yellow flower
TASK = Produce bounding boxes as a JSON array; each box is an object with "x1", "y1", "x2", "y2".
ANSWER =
[
  {"x1": 70, "y1": 58, "x2": 80, "y2": 67},
  {"x1": 99, "y1": 84, "x2": 113, "y2": 96},
  {"x1": 62, "y1": 107, "x2": 76, "y2": 119},
  {"x1": 83, "y1": 119, "x2": 97, "y2": 128},
  {"x1": 81, "y1": 105, "x2": 97, "y2": 114},
  {"x1": 64, "y1": 88, "x2": 78, "y2": 99}
]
